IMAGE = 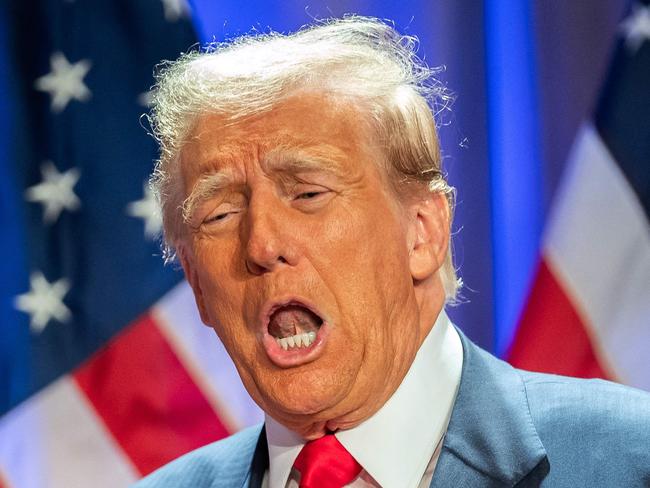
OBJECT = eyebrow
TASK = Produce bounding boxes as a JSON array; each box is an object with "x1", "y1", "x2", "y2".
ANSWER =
[
  {"x1": 182, "y1": 145, "x2": 347, "y2": 223},
  {"x1": 182, "y1": 170, "x2": 236, "y2": 224},
  {"x1": 263, "y1": 145, "x2": 347, "y2": 175}
]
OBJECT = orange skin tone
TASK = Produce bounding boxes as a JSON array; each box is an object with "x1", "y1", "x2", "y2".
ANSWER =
[{"x1": 179, "y1": 93, "x2": 450, "y2": 439}]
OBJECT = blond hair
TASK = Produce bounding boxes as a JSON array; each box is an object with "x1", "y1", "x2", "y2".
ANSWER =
[{"x1": 148, "y1": 16, "x2": 461, "y2": 300}]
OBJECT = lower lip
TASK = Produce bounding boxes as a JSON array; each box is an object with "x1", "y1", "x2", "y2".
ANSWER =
[{"x1": 262, "y1": 322, "x2": 330, "y2": 368}]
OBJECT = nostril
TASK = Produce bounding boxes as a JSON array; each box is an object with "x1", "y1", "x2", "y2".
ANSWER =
[
  {"x1": 245, "y1": 260, "x2": 264, "y2": 275},
  {"x1": 245, "y1": 255, "x2": 290, "y2": 275}
]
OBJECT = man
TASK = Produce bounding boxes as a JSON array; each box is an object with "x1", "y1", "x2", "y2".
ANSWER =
[{"x1": 136, "y1": 17, "x2": 650, "y2": 488}]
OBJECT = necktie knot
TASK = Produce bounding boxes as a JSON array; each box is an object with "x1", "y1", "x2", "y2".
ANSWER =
[{"x1": 293, "y1": 434, "x2": 362, "y2": 488}]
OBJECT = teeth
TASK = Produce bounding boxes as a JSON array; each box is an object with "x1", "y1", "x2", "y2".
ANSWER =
[{"x1": 275, "y1": 331, "x2": 317, "y2": 350}]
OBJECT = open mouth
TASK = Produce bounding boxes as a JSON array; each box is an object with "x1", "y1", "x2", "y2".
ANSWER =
[{"x1": 267, "y1": 303, "x2": 324, "y2": 351}]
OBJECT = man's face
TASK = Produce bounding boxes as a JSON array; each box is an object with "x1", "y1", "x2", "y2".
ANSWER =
[{"x1": 178, "y1": 93, "x2": 445, "y2": 437}]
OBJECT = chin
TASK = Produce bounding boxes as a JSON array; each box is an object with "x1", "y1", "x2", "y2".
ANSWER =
[
  {"x1": 284, "y1": 406, "x2": 367, "y2": 439},
  {"x1": 275, "y1": 387, "x2": 343, "y2": 416},
  {"x1": 257, "y1": 379, "x2": 349, "y2": 426}
]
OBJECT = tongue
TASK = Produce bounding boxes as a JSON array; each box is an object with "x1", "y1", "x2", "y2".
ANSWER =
[{"x1": 268, "y1": 305, "x2": 322, "y2": 339}]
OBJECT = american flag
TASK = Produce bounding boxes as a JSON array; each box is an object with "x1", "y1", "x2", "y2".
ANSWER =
[
  {"x1": 0, "y1": 1, "x2": 261, "y2": 486},
  {"x1": 508, "y1": 1, "x2": 650, "y2": 390}
]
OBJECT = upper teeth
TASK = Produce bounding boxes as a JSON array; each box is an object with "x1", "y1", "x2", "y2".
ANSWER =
[{"x1": 276, "y1": 331, "x2": 317, "y2": 351}]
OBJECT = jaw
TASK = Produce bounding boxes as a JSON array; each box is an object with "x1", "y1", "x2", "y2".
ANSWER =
[
  {"x1": 230, "y1": 274, "x2": 432, "y2": 439},
  {"x1": 244, "y1": 341, "x2": 406, "y2": 438},
  {"x1": 259, "y1": 373, "x2": 394, "y2": 439}
]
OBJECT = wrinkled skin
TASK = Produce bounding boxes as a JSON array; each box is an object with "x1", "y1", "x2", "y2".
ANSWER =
[{"x1": 178, "y1": 93, "x2": 450, "y2": 438}]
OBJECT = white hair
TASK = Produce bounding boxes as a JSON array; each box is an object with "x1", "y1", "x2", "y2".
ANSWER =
[{"x1": 148, "y1": 15, "x2": 461, "y2": 300}]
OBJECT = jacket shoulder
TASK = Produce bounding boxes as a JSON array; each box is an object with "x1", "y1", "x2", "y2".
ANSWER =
[
  {"x1": 132, "y1": 423, "x2": 263, "y2": 488},
  {"x1": 520, "y1": 370, "x2": 650, "y2": 485}
]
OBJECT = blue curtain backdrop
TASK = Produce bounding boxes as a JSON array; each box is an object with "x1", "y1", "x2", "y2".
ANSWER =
[{"x1": 0, "y1": 0, "x2": 627, "y2": 365}]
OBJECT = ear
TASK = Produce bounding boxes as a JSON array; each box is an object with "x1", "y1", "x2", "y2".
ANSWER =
[
  {"x1": 178, "y1": 244, "x2": 211, "y2": 325},
  {"x1": 407, "y1": 193, "x2": 450, "y2": 282}
]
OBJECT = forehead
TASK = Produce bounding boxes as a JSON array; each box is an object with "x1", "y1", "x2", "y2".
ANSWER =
[{"x1": 180, "y1": 93, "x2": 377, "y2": 177}]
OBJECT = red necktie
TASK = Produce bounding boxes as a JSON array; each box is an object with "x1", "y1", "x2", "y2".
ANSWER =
[{"x1": 293, "y1": 434, "x2": 362, "y2": 488}]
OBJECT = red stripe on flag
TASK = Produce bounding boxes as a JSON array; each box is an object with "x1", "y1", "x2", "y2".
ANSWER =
[
  {"x1": 0, "y1": 469, "x2": 10, "y2": 488},
  {"x1": 508, "y1": 257, "x2": 610, "y2": 379},
  {"x1": 73, "y1": 313, "x2": 230, "y2": 476}
]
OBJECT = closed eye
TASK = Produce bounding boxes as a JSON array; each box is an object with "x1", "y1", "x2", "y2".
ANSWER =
[
  {"x1": 291, "y1": 187, "x2": 334, "y2": 213},
  {"x1": 206, "y1": 213, "x2": 227, "y2": 222},
  {"x1": 296, "y1": 191, "x2": 324, "y2": 200},
  {"x1": 204, "y1": 210, "x2": 238, "y2": 224}
]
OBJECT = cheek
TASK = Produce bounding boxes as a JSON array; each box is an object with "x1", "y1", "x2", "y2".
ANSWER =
[
  {"x1": 321, "y1": 201, "x2": 411, "y2": 288},
  {"x1": 193, "y1": 239, "x2": 251, "y2": 342},
  {"x1": 318, "y1": 200, "x2": 398, "y2": 261},
  {"x1": 313, "y1": 201, "x2": 413, "y2": 337}
]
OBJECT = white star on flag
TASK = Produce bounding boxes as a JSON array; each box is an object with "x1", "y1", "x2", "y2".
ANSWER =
[
  {"x1": 127, "y1": 183, "x2": 163, "y2": 238},
  {"x1": 34, "y1": 51, "x2": 92, "y2": 113},
  {"x1": 161, "y1": 0, "x2": 190, "y2": 22},
  {"x1": 620, "y1": 3, "x2": 650, "y2": 52},
  {"x1": 15, "y1": 272, "x2": 72, "y2": 334},
  {"x1": 25, "y1": 161, "x2": 81, "y2": 224}
]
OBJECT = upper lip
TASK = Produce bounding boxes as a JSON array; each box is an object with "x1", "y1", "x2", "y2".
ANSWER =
[{"x1": 259, "y1": 296, "x2": 326, "y2": 335}]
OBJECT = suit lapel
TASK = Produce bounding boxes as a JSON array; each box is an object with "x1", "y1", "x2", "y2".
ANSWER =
[
  {"x1": 430, "y1": 329, "x2": 547, "y2": 487},
  {"x1": 246, "y1": 427, "x2": 270, "y2": 488}
]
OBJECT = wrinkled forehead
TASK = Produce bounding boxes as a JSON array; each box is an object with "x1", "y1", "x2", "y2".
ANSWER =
[{"x1": 178, "y1": 92, "x2": 383, "y2": 179}]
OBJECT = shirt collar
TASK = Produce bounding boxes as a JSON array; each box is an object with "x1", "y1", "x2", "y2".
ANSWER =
[{"x1": 265, "y1": 310, "x2": 463, "y2": 488}]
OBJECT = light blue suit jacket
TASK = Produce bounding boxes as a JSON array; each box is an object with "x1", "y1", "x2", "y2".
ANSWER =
[{"x1": 135, "y1": 330, "x2": 650, "y2": 487}]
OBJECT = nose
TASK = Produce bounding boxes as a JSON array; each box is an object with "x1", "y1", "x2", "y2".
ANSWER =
[{"x1": 244, "y1": 194, "x2": 297, "y2": 275}]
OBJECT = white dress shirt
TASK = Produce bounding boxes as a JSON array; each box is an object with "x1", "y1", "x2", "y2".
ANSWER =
[{"x1": 262, "y1": 311, "x2": 463, "y2": 488}]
